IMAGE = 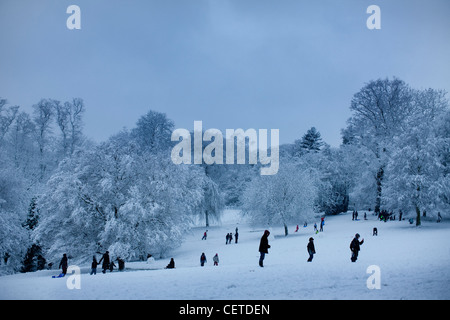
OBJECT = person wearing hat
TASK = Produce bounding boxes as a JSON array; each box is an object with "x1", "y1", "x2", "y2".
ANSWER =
[
  {"x1": 350, "y1": 233, "x2": 364, "y2": 262},
  {"x1": 307, "y1": 237, "x2": 316, "y2": 262},
  {"x1": 259, "y1": 230, "x2": 271, "y2": 267}
]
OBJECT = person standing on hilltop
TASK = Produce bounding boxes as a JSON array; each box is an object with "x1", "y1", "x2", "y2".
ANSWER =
[{"x1": 258, "y1": 230, "x2": 271, "y2": 267}]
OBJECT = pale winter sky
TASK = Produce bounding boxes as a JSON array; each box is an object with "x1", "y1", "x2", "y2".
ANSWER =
[{"x1": 1, "y1": 0, "x2": 449, "y2": 147}]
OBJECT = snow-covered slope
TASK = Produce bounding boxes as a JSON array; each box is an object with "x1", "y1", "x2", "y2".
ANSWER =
[{"x1": 1, "y1": 210, "x2": 449, "y2": 300}]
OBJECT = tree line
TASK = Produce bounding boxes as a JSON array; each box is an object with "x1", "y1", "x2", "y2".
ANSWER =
[{"x1": 0, "y1": 77, "x2": 449, "y2": 274}]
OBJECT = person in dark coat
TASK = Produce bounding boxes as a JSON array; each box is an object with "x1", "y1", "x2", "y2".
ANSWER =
[
  {"x1": 117, "y1": 257, "x2": 125, "y2": 271},
  {"x1": 90, "y1": 255, "x2": 98, "y2": 275},
  {"x1": 98, "y1": 251, "x2": 110, "y2": 274},
  {"x1": 200, "y1": 253, "x2": 207, "y2": 267},
  {"x1": 350, "y1": 233, "x2": 364, "y2": 262},
  {"x1": 165, "y1": 258, "x2": 175, "y2": 269},
  {"x1": 307, "y1": 237, "x2": 316, "y2": 262},
  {"x1": 59, "y1": 253, "x2": 68, "y2": 275},
  {"x1": 259, "y1": 230, "x2": 271, "y2": 267}
]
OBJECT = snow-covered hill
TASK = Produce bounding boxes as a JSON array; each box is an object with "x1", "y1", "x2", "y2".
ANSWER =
[{"x1": 1, "y1": 210, "x2": 449, "y2": 300}]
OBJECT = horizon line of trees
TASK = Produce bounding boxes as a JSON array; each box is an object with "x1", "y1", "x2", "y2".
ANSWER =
[{"x1": 1, "y1": 76, "x2": 449, "y2": 274}]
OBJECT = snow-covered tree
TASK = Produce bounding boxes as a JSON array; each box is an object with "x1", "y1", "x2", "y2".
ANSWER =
[
  {"x1": 382, "y1": 89, "x2": 449, "y2": 225},
  {"x1": 294, "y1": 127, "x2": 324, "y2": 156},
  {"x1": 34, "y1": 124, "x2": 207, "y2": 263},
  {"x1": 242, "y1": 162, "x2": 318, "y2": 236},
  {"x1": 131, "y1": 110, "x2": 175, "y2": 153},
  {"x1": 343, "y1": 78, "x2": 414, "y2": 213}
]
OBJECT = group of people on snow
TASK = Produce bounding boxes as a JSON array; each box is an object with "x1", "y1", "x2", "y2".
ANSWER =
[
  {"x1": 258, "y1": 229, "x2": 365, "y2": 266},
  {"x1": 199, "y1": 252, "x2": 220, "y2": 267},
  {"x1": 62, "y1": 207, "x2": 444, "y2": 275},
  {"x1": 55, "y1": 251, "x2": 125, "y2": 277},
  {"x1": 225, "y1": 229, "x2": 239, "y2": 244}
]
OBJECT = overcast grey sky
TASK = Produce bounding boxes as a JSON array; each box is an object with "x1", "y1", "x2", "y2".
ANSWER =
[{"x1": 1, "y1": 0, "x2": 449, "y2": 147}]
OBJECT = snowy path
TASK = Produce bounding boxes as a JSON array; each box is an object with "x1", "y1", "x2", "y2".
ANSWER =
[{"x1": 1, "y1": 210, "x2": 450, "y2": 300}]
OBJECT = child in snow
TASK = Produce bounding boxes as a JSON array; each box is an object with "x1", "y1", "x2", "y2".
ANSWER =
[
  {"x1": 90, "y1": 256, "x2": 98, "y2": 275},
  {"x1": 109, "y1": 260, "x2": 116, "y2": 272},
  {"x1": 200, "y1": 253, "x2": 207, "y2": 266},
  {"x1": 202, "y1": 230, "x2": 208, "y2": 240},
  {"x1": 307, "y1": 237, "x2": 316, "y2": 262},
  {"x1": 213, "y1": 253, "x2": 219, "y2": 266}
]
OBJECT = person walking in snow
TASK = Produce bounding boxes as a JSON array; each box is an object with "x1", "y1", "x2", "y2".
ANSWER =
[
  {"x1": 235, "y1": 230, "x2": 239, "y2": 243},
  {"x1": 90, "y1": 255, "x2": 98, "y2": 275},
  {"x1": 200, "y1": 253, "x2": 207, "y2": 266},
  {"x1": 59, "y1": 253, "x2": 68, "y2": 275},
  {"x1": 202, "y1": 230, "x2": 208, "y2": 240},
  {"x1": 320, "y1": 217, "x2": 324, "y2": 232},
  {"x1": 307, "y1": 237, "x2": 316, "y2": 262},
  {"x1": 213, "y1": 253, "x2": 219, "y2": 266},
  {"x1": 117, "y1": 257, "x2": 125, "y2": 271},
  {"x1": 350, "y1": 233, "x2": 364, "y2": 262},
  {"x1": 98, "y1": 251, "x2": 110, "y2": 274},
  {"x1": 259, "y1": 230, "x2": 271, "y2": 267}
]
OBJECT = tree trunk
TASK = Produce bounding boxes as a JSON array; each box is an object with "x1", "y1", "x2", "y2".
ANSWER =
[
  {"x1": 205, "y1": 209, "x2": 209, "y2": 227},
  {"x1": 375, "y1": 167, "x2": 384, "y2": 213},
  {"x1": 284, "y1": 223, "x2": 288, "y2": 236},
  {"x1": 415, "y1": 206, "x2": 421, "y2": 226}
]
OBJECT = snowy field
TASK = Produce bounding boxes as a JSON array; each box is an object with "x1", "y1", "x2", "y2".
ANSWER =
[{"x1": 1, "y1": 209, "x2": 449, "y2": 300}]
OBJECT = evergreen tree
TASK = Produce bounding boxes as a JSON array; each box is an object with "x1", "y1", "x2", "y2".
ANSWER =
[{"x1": 300, "y1": 127, "x2": 324, "y2": 152}]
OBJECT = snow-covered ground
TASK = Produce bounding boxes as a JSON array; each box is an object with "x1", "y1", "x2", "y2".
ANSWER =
[{"x1": 1, "y1": 209, "x2": 449, "y2": 300}]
